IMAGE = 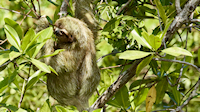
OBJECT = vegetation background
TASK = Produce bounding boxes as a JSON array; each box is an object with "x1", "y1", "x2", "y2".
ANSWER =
[{"x1": 0, "y1": 0, "x2": 200, "y2": 112}]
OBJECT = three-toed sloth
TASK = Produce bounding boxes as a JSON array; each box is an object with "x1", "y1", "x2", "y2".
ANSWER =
[{"x1": 36, "y1": 1, "x2": 100, "y2": 111}]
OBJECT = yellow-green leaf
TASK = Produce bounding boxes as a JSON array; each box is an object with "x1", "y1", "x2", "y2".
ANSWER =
[
  {"x1": 162, "y1": 47, "x2": 192, "y2": 57},
  {"x1": 154, "y1": 0, "x2": 167, "y2": 25},
  {"x1": 30, "y1": 58, "x2": 51, "y2": 73},
  {"x1": 119, "y1": 50, "x2": 153, "y2": 60}
]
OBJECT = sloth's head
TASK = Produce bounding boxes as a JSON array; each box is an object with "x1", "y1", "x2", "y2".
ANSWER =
[{"x1": 54, "y1": 17, "x2": 94, "y2": 49}]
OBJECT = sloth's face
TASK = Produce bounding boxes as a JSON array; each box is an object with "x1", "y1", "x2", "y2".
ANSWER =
[{"x1": 54, "y1": 27, "x2": 75, "y2": 43}]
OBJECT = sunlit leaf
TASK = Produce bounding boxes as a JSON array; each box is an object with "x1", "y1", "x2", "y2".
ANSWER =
[
  {"x1": 4, "y1": 18, "x2": 24, "y2": 39},
  {"x1": 24, "y1": 27, "x2": 53, "y2": 57},
  {"x1": 32, "y1": 27, "x2": 53, "y2": 58},
  {"x1": 30, "y1": 58, "x2": 51, "y2": 73},
  {"x1": 49, "y1": 66, "x2": 58, "y2": 76},
  {"x1": 103, "y1": 18, "x2": 120, "y2": 32},
  {"x1": 162, "y1": 47, "x2": 192, "y2": 57},
  {"x1": 26, "y1": 70, "x2": 46, "y2": 90},
  {"x1": 142, "y1": 31, "x2": 161, "y2": 51},
  {"x1": 119, "y1": 50, "x2": 153, "y2": 60},
  {"x1": 38, "y1": 49, "x2": 65, "y2": 60},
  {"x1": 55, "y1": 105, "x2": 68, "y2": 112},
  {"x1": 9, "y1": 51, "x2": 22, "y2": 61},
  {"x1": 131, "y1": 30, "x2": 152, "y2": 49},
  {"x1": 4, "y1": 25, "x2": 21, "y2": 51},
  {"x1": 146, "y1": 85, "x2": 156, "y2": 112},
  {"x1": 21, "y1": 28, "x2": 35, "y2": 51},
  {"x1": 16, "y1": 108, "x2": 27, "y2": 112},
  {"x1": 149, "y1": 35, "x2": 161, "y2": 50},
  {"x1": 40, "y1": 99, "x2": 51, "y2": 112},
  {"x1": 0, "y1": 53, "x2": 10, "y2": 66}
]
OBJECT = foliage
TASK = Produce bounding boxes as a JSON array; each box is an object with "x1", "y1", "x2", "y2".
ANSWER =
[{"x1": 0, "y1": 0, "x2": 200, "y2": 112}]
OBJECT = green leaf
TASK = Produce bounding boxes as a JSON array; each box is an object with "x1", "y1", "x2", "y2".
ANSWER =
[
  {"x1": 154, "y1": 0, "x2": 167, "y2": 25},
  {"x1": 38, "y1": 49, "x2": 65, "y2": 60},
  {"x1": 131, "y1": 30, "x2": 152, "y2": 49},
  {"x1": 0, "y1": 53, "x2": 10, "y2": 66},
  {"x1": 119, "y1": 50, "x2": 153, "y2": 60},
  {"x1": 149, "y1": 35, "x2": 161, "y2": 50},
  {"x1": 24, "y1": 27, "x2": 53, "y2": 57},
  {"x1": 26, "y1": 70, "x2": 46, "y2": 90},
  {"x1": 4, "y1": 25, "x2": 21, "y2": 51},
  {"x1": 9, "y1": 51, "x2": 22, "y2": 61},
  {"x1": 142, "y1": 31, "x2": 161, "y2": 51},
  {"x1": 172, "y1": 86, "x2": 181, "y2": 105},
  {"x1": 0, "y1": 103, "x2": 18, "y2": 111},
  {"x1": 134, "y1": 88, "x2": 149, "y2": 107},
  {"x1": 161, "y1": 54, "x2": 174, "y2": 72},
  {"x1": 21, "y1": 28, "x2": 35, "y2": 51},
  {"x1": 198, "y1": 49, "x2": 200, "y2": 65},
  {"x1": 108, "y1": 86, "x2": 130, "y2": 109},
  {"x1": 155, "y1": 77, "x2": 168, "y2": 104},
  {"x1": 32, "y1": 27, "x2": 53, "y2": 58},
  {"x1": 129, "y1": 78, "x2": 157, "y2": 91},
  {"x1": 4, "y1": 18, "x2": 24, "y2": 39},
  {"x1": 30, "y1": 58, "x2": 51, "y2": 73},
  {"x1": 162, "y1": 47, "x2": 193, "y2": 57},
  {"x1": 161, "y1": 19, "x2": 173, "y2": 40},
  {"x1": 40, "y1": 99, "x2": 51, "y2": 112},
  {"x1": 122, "y1": 16, "x2": 135, "y2": 21},
  {"x1": 136, "y1": 55, "x2": 153, "y2": 76},
  {"x1": 103, "y1": 18, "x2": 120, "y2": 32},
  {"x1": 0, "y1": 69, "x2": 17, "y2": 93},
  {"x1": 48, "y1": 66, "x2": 58, "y2": 76},
  {"x1": 16, "y1": 108, "x2": 27, "y2": 112},
  {"x1": 55, "y1": 105, "x2": 67, "y2": 112}
]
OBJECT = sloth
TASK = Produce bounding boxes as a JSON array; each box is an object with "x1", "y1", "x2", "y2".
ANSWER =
[{"x1": 38, "y1": 17, "x2": 100, "y2": 111}]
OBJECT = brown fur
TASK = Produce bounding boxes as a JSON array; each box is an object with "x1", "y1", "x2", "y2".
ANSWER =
[{"x1": 42, "y1": 17, "x2": 100, "y2": 111}]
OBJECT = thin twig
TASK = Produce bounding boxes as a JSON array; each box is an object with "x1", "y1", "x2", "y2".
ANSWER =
[
  {"x1": 100, "y1": 62, "x2": 133, "y2": 70},
  {"x1": 0, "y1": 39, "x2": 8, "y2": 45},
  {"x1": 0, "y1": 7, "x2": 36, "y2": 18},
  {"x1": 153, "y1": 58, "x2": 200, "y2": 72},
  {"x1": 190, "y1": 19, "x2": 200, "y2": 23},
  {"x1": 97, "y1": 52, "x2": 119, "y2": 63},
  {"x1": 23, "y1": 0, "x2": 39, "y2": 18},
  {"x1": 116, "y1": 0, "x2": 132, "y2": 15},
  {"x1": 18, "y1": 80, "x2": 26, "y2": 108},
  {"x1": 19, "y1": 10, "x2": 32, "y2": 25},
  {"x1": 37, "y1": 0, "x2": 41, "y2": 16},
  {"x1": 31, "y1": 0, "x2": 37, "y2": 15}
]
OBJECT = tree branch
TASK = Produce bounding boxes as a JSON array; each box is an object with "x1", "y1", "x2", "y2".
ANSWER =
[
  {"x1": 175, "y1": 0, "x2": 181, "y2": 14},
  {"x1": 163, "y1": 0, "x2": 200, "y2": 43},
  {"x1": 90, "y1": 59, "x2": 142, "y2": 110}
]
